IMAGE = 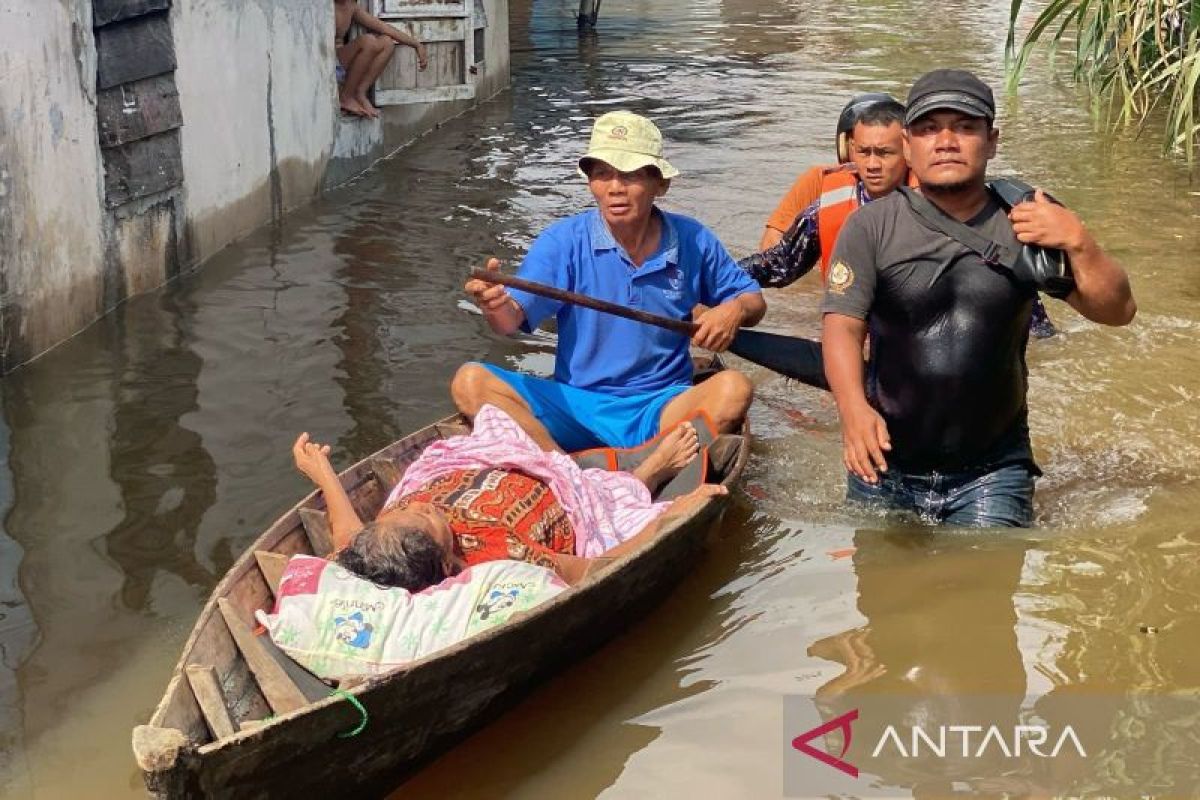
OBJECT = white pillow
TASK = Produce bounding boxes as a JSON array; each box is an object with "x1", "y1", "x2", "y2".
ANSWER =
[{"x1": 255, "y1": 555, "x2": 567, "y2": 681}]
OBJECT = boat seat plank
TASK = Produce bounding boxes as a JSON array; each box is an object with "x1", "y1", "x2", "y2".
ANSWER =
[
  {"x1": 369, "y1": 457, "x2": 402, "y2": 494},
  {"x1": 217, "y1": 598, "x2": 310, "y2": 715},
  {"x1": 349, "y1": 479, "x2": 385, "y2": 523},
  {"x1": 185, "y1": 665, "x2": 237, "y2": 741},
  {"x1": 259, "y1": 628, "x2": 332, "y2": 703},
  {"x1": 255, "y1": 551, "x2": 290, "y2": 595},
  {"x1": 298, "y1": 508, "x2": 334, "y2": 557}
]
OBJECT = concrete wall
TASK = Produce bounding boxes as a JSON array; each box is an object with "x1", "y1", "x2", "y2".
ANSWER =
[
  {"x1": 478, "y1": 0, "x2": 512, "y2": 101},
  {"x1": 0, "y1": 4, "x2": 107, "y2": 372},
  {"x1": 0, "y1": 0, "x2": 509, "y2": 374},
  {"x1": 172, "y1": 0, "x2": 336, "y2": 264}
]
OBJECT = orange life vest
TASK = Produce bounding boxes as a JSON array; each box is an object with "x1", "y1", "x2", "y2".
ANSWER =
[
  {"x1": 816, "y1": 166, "x2": 859, "y2": 280},
  {"x1": 816, "y1": 167, "x2": 919, "y2": 280}
]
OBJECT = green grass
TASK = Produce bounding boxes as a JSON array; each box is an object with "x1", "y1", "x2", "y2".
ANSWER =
[{"x1": 1006, "y1": 0, "x2": 1200, "y2": 164}]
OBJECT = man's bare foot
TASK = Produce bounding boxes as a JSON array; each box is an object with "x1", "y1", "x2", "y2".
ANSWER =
[
  {"x1": 632, "y1": 422, "x2": 700, "y2": 490},
  {"x1": 339, "y1": 94, "x2": 368, "y2": 117},
  {"x1": 354, "y1": 93, "x2": 380, "y2": 118}
]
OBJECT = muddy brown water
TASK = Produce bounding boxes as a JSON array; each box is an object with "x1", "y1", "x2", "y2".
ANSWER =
[{"x1": 2, "y1": 0, "x2": 1199, "y2": 797}]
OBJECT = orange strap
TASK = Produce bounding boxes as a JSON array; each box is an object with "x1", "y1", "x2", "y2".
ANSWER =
[
  {"x1": 816, "y1": 167, "x2": 860, "y2": 280},
  {"x1": 570, "y1": 408, "x2": 717, "y2": 488},
  {"x1": 814, "y1": 169, "x2": 919, "y2": 280}
]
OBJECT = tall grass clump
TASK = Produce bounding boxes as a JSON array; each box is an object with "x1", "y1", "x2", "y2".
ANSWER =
[{"x1": 1006, "y1": 0, "x2": 1200, "y2": 164}]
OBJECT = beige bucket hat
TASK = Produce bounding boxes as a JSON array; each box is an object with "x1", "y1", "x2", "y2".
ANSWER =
[{"x1": 577, "y1": 111, "x2": 680, "y2": 179}]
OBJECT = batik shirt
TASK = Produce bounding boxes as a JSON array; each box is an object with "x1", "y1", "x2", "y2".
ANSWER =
[
  {"x1": 392, "y1": 468, "x2": 575, "y2": 569},
  {"x1": 738, "y1": 181, "x2": 872, "y2": 288}
]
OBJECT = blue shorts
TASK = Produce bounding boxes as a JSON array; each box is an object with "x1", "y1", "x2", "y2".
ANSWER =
[{"x1": 481, "y1": 363, "x2": 690, "y2": 452}]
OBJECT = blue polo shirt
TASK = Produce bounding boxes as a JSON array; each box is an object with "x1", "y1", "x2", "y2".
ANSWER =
[{"x1": 507, "y1": 208, "x2": 760, "y2": 397}]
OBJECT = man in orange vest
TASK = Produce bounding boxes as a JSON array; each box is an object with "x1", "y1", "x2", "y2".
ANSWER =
[{"x1": 744, "y1": 94, "x2": 909, "y2": 286}]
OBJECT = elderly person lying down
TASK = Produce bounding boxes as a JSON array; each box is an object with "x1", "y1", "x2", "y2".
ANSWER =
[{"x1": 292, "y1": 404, "x2": 725, "y2": 592}]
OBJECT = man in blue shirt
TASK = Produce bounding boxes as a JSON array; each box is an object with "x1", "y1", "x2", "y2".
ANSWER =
[{"x1": 454, "y1": 111, "x2": 766, "y2": 452}]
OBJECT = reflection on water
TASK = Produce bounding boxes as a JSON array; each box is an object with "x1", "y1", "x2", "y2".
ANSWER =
[
  {"x1": 805, "y1": 532, "x2": 1032, "y2": 794},
  {"x1": 103, "y1": 288, "x2": 218, "y2": 613},
  {"x1": 1, "y1": 0, "x2": 1198, "y2": 796},
  {"x1": 0, "y1": 409, "x2": 36, "y2": 792}
]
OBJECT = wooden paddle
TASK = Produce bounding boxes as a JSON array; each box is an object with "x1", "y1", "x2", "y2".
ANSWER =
[
  {"x1": 468, "y1": 268, "x2": 831, "y2": 390},
  {"x1": 469, "y1": 269, "x2": 698, "y2": 336}
]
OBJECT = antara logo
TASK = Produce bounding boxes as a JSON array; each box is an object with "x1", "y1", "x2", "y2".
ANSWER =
[
  {"x1": 792, "y1": 708, "x2": 1089, "y2": 778},
  {"x1": 791, "y1": 709, "x2": 859, "y2": 778},
  {"x1": 871, "y1": 723, "x2": 1087, "y2": 759}
]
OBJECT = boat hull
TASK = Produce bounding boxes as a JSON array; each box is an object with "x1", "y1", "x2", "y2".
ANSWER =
[{"x1": 135, "y1": 360, "x2": 748, "y2": 798}]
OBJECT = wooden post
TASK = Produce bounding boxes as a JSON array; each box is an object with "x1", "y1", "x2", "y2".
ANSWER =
[{"x1": 577, "y1": 0, "x2": 600, "y2": 31}]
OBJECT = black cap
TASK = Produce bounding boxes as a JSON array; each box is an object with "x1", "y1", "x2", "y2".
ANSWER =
[{"x1": 905, "y1": 69, "x2": 995, "y2": 125}]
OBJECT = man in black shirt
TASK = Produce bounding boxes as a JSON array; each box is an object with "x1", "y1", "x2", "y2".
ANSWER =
[{"x1": 821, "y1": 69, "x2": 1136, "y2": 527}]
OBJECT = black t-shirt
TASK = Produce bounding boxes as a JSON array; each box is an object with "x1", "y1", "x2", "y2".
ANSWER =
[{"x1": 821, "y1": 192, "x2": 1037, "y2": 473}]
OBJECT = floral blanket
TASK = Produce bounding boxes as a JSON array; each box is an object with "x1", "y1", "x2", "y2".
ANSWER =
[{"x1": 385, "y1": 403, "x2": 669, "y2": 557}]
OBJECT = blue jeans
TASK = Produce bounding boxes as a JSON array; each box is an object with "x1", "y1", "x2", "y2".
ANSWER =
[{"x1": 846, "y1": 462, "x2": 1035, "y2": 528}]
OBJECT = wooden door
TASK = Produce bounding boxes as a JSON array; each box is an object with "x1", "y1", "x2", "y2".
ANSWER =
[{"x1": 371, "y1": 0, "x2": 476, "y2": 105}]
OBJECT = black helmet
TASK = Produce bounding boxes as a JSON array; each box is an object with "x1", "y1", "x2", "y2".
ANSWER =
[{"x1": 836, "y1": 93, "x2": 905, "y2": 163}]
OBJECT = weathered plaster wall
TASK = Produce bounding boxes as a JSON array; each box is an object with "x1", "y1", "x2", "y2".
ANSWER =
[
  {"x1": 172, "y1": 0, "x2": 336, "y2": 264},
  {"x1": 0, "y1": 4, "x2": 106, "y2": 372},
  {"x1": 478, "y1": 0, "x2": 512, "y2": 101}
]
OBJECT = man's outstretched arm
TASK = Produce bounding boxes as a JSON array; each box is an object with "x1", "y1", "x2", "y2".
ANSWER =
[
  {"x1": 823, "y1": 313, "x2": 890, "y2": 483},
  {"x1": 739, "y1": 204, "x2": 821, "y2": 288}
]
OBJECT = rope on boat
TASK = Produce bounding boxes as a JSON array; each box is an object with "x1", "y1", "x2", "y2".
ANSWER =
[{"x1": 332, "y1": 689, "x2": 369, "y2": 738}]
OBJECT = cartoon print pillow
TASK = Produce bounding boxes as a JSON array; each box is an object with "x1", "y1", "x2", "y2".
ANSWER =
[{"x1": 255, "y1": 555, "x2": 566, "y2": 681}]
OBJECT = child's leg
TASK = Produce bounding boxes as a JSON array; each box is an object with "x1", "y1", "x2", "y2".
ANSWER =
[
  {"x1": 337, "y1": 39, "x2": 372, "y2": 116},
  {"x1": 354, "y1": 34, "x2": 397, "y2": 117}
]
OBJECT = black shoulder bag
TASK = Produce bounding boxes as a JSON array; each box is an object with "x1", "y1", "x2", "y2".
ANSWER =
[{"x1": 897, "y1": 180, "x2": 1075, "y2": 299}]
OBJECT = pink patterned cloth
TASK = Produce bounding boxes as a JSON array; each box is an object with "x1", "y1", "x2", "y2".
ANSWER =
[{"x1": 384, "y1": 404, "x2": 669, "y2": 557}]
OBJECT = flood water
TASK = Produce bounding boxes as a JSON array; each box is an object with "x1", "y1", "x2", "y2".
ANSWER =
[{"x1": 3, "y1": 0, "x2": 1200, "y2": 796}]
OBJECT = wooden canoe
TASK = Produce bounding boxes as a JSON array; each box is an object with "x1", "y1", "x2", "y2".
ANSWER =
[{"x1": 132, "y1": 360, "x2": 750, "y2": 798}]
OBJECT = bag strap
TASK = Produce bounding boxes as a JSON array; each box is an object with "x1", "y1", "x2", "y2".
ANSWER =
[
  {"x1": 896, "y1": 186, "x2": 1021, "y2": 271},
  {"x1": 985, "y1": 176, "x2": 1036, "y2": 208}
]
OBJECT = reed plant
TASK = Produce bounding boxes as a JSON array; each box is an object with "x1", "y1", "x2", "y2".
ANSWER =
[{"x1": 1006, "y1": 0, "x2": 1200, "y2": 163}]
